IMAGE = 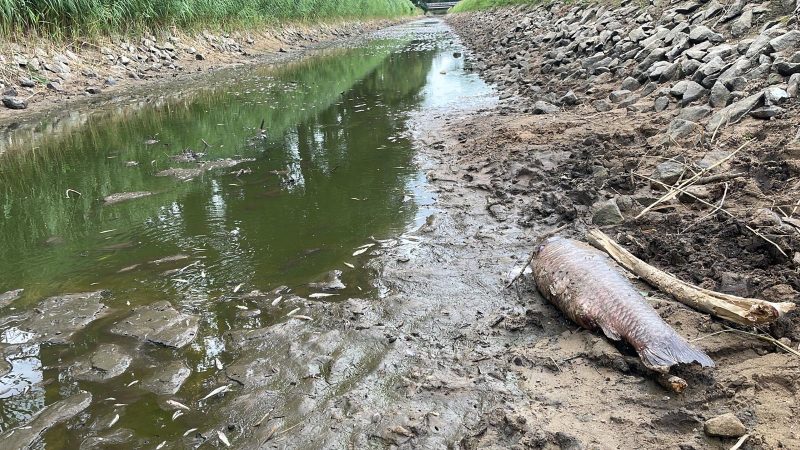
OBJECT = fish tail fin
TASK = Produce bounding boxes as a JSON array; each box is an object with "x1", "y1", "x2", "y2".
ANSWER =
[{"x1": 640, "y1": 334, "x2": 715, "y2": 371}]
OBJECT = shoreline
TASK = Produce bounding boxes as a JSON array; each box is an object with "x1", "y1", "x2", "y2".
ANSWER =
[{"x1": 0, "y1": 17, "x2": 414, "y2": 135}]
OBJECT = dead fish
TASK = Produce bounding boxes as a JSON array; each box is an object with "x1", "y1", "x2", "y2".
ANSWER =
[
  {"x1": 108, "y1": 414, "x2": 120, "y2": 428},
  {"x1": 183, "y1": 428, "x2": 198, "y2": 437},
  {"x1": 156, "y1": 441, "x2": 166, "y2": 449},
  {"x1": 218, "y1": 430, "x2": 231, "y2": 447},
  {"x1": 166, "y1": 400, "x2": 191, "y2": 411},
  {"x1": 201, "y1": 385, "x2": 230, "y2": 400},
  {"x1": 531, "y1": 237, "x2": 714, "y2": 372},
  {"x1": 309, "y1": 293, "x2": 337, "y2": 299},
  {"x1": 271, "y1": 296, "x2": 282, "y2": 306},
  {"x1": 343, "y1": 262, "x2": 355, "y2": 269}
]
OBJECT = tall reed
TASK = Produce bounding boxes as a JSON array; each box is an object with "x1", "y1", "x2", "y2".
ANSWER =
[{"x1": 0, "y1": 0, "x2": 418, "y2": 37}]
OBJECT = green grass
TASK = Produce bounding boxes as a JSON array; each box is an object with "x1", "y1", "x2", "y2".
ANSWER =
[
  {"x1": 0, "y1": 0, "x2": 418, "y2": 37},
  {"x1": 450, "y1": 0, "x2": 541, "y2": 12}
]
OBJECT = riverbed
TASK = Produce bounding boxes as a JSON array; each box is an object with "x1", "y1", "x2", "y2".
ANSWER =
[{"x1": 0, "y1": 19, "x2": 497, "y2": 448}]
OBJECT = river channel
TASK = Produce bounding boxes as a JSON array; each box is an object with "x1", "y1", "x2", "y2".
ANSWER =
[{"x1": 0, "y1": 19, "x2": 493, "y2": 448}]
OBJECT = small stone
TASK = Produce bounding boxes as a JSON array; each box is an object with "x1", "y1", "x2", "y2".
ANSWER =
[
  {"x1": 592, "y1": 199, "x2": 625, "y2": 225},
  {"x1": 2, "y1": 96, "x2": 27, "y2": 110},
  {"x1": 769, "y1": 30, "x2": 800, "y2": 53},
  {"x1": 709, "y1": 82, "x2": 731, "y2": 107},
  {"x1": 85, "y1": 87, "x2": 101, "y2": 95},
  {"x1": 668, "y1": 119, "x2": 700, "y2": 140},
  {"x1": 704, "y1": 413, "x2": 746, "y2": 437},
  {"x1": 532, "y1": 100, "x2": 560, "y2": 114},
  {"x1": 764, "y1": 86, "x2": 789, "y2": 105},
  {"x1": 609, "y1": 90, "x2": 633, "y2": 103},
  {"x1": 559, "y1": 90, "x2": 578, "y2": 106},
  {"x1": 19, "y1": 77, "x2": 35, "y2": 88},
  {"x1": 750, "y1": 106, "x2": 784, "y2": 119},
  {"x1": 195, "y1": 53, "x2": 205, "y2": 61},
  {"x1": 47, "y1": 81, "x2": 63, "y2": 92},
  {"x1": 653, "y1": 161, "x2": 685, "y2": 185},
  {"x1": 105, "y1": 77, "x2": 117, "y2": 86},
  {"x1": 654, "y1": 96, "x2": 670, "y2": 112},
  {"x1": 621, "y1": 76, "x2": 641, "y2": 91},
  {"x1": 731, "y1": 10, "x2": 753, "y2": 37},
  {"x1": 592, "y1": 99, "x2": 612, "y2": 112},
  {"x1": 689, "y1": 25, "x2": 723, "y2": 43}
]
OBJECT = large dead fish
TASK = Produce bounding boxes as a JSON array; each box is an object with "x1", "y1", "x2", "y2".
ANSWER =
[{"x1": 531, "y1": 237, "x2": 714, "y2": 372}]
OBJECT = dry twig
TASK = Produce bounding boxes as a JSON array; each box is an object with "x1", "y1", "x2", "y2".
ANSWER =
[
  {"x1": 635, "y1": 140, "x2": 751, "y2": 220},
  {"x1": 633, "y1": 172, "x2": 788, "y2": 257}
]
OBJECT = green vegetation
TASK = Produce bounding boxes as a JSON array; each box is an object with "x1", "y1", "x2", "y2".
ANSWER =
[
  {"x1": 450, "y1": 0, "x2": 539, "y2": 12},
  {"x1": 0, "y1": 0, "x2": 418, "y2": 37}
]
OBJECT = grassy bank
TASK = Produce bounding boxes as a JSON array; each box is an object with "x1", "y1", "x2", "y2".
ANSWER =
[
  {"x1": 450, "y1": 0, "x2": 539, "y2": 12},
  {"x1": 0, "y1": 0, "x2": 418, "y2": 37}
]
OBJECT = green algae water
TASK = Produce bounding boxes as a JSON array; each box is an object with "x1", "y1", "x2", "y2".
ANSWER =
[{"x1": 0, "y1": 19, "x2": 493, "y2": 448}]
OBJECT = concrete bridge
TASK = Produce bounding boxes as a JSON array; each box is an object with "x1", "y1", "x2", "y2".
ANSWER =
[{"x1": 419, "y1": 1, "x2": 459, "y2": 13}]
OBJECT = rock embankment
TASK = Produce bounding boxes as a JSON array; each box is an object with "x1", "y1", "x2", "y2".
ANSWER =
[{"x1": 448, "y1": 0, "x2": 798, "y2": 142}]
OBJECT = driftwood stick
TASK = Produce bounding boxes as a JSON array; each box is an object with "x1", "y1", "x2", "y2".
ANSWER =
[{"x1": 586, "y1": 229, "x2": 795, "y2": 326}]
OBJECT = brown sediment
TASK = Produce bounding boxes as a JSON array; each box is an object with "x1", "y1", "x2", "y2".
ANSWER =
[{"x1": 532, "y1": 236, "x2": 714, "y2": 372}]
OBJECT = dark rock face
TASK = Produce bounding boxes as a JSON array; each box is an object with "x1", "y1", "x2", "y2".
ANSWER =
[
  {"x1": 20, "y1": 291, "x2": 109, "y2": 344},
  {"x1": 110, "y1": 301, "x2": 199, "y2": 348},
  {"x1": 141, "y1": 361, "x2": 192, "y2": 395},
  {"x1": 72, "y1": 344, "x2": 132, "y2": 381}
]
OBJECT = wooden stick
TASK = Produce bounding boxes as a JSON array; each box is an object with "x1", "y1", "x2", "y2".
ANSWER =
[
  {"x1": 586, "y1": 229, "x2": 795, "y2": 325},
  {"x1": 730, "y1": 434, "x2": 750, "y2": 450}
]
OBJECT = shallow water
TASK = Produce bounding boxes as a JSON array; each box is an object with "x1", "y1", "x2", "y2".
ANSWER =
[{"x1": 0, "y1": 19, "x2": 493, "y2": 447}]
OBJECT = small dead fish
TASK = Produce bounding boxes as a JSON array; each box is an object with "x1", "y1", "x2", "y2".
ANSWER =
[
  {"x1": 218, "y1": 430, "x2": 231, "y2": 447},
  {"x1": 292, "y1": 315, "x2": 313, "y2": 321},
  {"x1": 235, "y1": 305, "x2": 248, "y2": 310},
  {"x1": 126, "y1": 380, "x2": 139, "y2": 387},
  {"x1": 271, "y1": 296, "x2": 282, "y2": 306},
  {"x1": 233, "y1": 283, "x2": 244, "y2": 293},
  {"x1": 201, "y1": 385, "x2": 230, "y2": 400},
  {"x1": 215, "y1": 358, "x2": 224, "y2": 370},
  {"x1": 156, "y1": 441, "x2": 166, "y2": 449},
  {"x1": 343, "y1": 262, "x2": 355, "y2": 269},
  {"x1": 108, "y1": 414, "x2": 119, "y2": 428},
  {"x1": 166, "y1": 400, "x2": 191, "y2": 411},
  {"x1": 183, "y1": 428, "x2": 199, "y2": 437},
  {"x1": 172, "y1": 410, "x2": 183, "y2": 420},
  {"x1": 531, "y1": 237, "x2": 714, "y2": 372},
  {"x1": 352, "y1": 248, "x2": 369, "y2": 256},
  {"x1": 287, "y1": 308, "x2": 300, "y2": 316},
  {"x1": 309, "y1": 293, "x2": 337, "y2": 298}
]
